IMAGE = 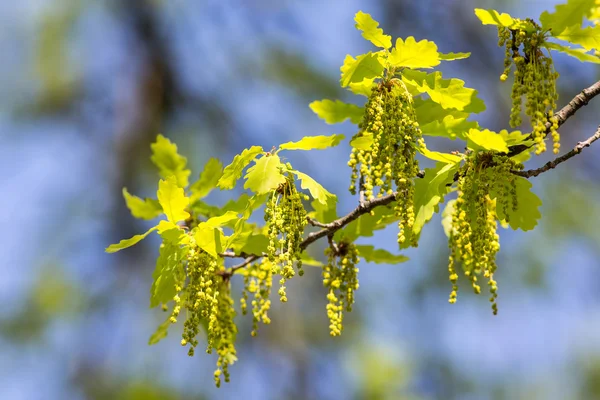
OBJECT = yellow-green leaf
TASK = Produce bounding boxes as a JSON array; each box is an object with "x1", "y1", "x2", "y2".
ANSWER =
[
  {"x1": 441, "y1": 199, "x2": 456, "y2": 237},
  {"x1": 218, "y1": 146, "x2": 263, "y2": 190},
  {"x1": 411, "y1": 162, "x2": 460, "y2": 238},
  {"x1": 350, "y1": 134, "x2": 374, "y2": 150},
  {"x1": 105, "y1": 226, "x2": 157, "y2": 253},
  {"x1": 420, "y1": 115, "x2": 478, "y2": 140},
  {"x1": 553, "y1": 24, "x2": 600, "y2": 51},
  {"x1": 474, "y1": 8, "x2": 516, "y2": 27},
  {"x1": 157, "y1": 176, "x2": 190, "y2": 223},
  {"x1": 414, "y1": 97, "x2": 471, "y2": 123},
  {"x1": 499, "y1": 129, "x2": 533, "y2": 147},
  {"x1": 402, "y1": 70, "x2": 485, "y2": 112},
  {"x1": 156, "y1": 220, "x2": 179, "y2": 234},
  {"x1": 389, "y1": 37, "x2": 440, "y2": 69},
  {"x1": 308, "y1": 196, "x2": 338, "y2": 224},
  {"x1": 300, "y1": 252, "x2": 324, "y2": 267},
  {"x1": 340, "y1": 53, "x2": 385, "y2": 87},
  {"x1": 194, "y1": 223, "x2": 225, "y2": 258},
  {"x1": 122, "y1": 188, "x2": 162, "y2": 220},
  {"x1": 466, "y1": 128, "x2": 509, "y2": 153},
  {"x1": 190, "y1": 158, "x2": 223, "y2": 202},
  {"x1": 205, "y1": 211, "x2": 239, "y2": 228},
  {"x1": 544, "y1": 41, "x2": 600, "y2": 63},
  {"x1": 354, "y1": 11, "x2": 392, "y2": 49},
  {"x1": 309, "y1": 100, "x2": 363, "y2": 124},
  {"x1": 280, "y1": 134, "x2": 346, "y2": 151},
  {"x1": 540, "y1": 0, "x2": 595, "y2": 35},
  {"x1": 355, "y1": 245, "x2": 409, "y2": 264},
  {"x1": 244, "y1": 154, "x2": 286, "y2": 194},
  {"x1": 439, "y1": 52, "x2": 471, "y2": 61},
  {"x1": 348, "y1": 77, "x2": 377, "y2": 96},
  {"x1": 418, "y1": 146, "x2": 463, "y2": 163},
  {"x1": 494, "y1": 177, "x2": 542, "y2": 231},
  {"x1": 148, "y1": 317, "x2": 172, "y2": 345},
  {"x1": 150, "y1": 134, "x2": 191, "y2": 188},
  {"x1": 149, "y1": 240, "x2": 187, "y2": 308},
  {"x1": 292, "y1": 170, "x2": 335, "y2": 205}
]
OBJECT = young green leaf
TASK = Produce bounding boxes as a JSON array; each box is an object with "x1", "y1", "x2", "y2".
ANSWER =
[
  {"x1": 105, "y1": 226, "x2": 158, "y2": 253},
  {"x1": 439, "y1": 52, "x2": 471, "y2": 61},
  {"x1": 411, "y1": 162, "x2": 460, "y2": 237},
  {"x1": 149, "y1": 241, "x2": 187, "y2": 308},
  {"x1": 441, "y1": 199, "x2": 456, "y2": 237},
  {"x1": 280, "y1": 134, "x2": 346, "y2": 151},
  {"x1": 355, "y1": 245, "x2": 409, "y2": 264},
  {"x1": 157, "y1": 176, "x2": 190, "y2": 223},
  {"x1": 309, "y1": 100, "x2": 363, "y2": 124},
  {"x1": 243, "y1": 154, "x2": 286, "y2": 194},
  {"x1": 474, "y1": 8, "x2": 517, "y2": 27},
  {"x1": 498, "y1": 130, "x2": 533, "y2": 147},
  {"x1": 543, "y1": 41, "x2": 600, "y2": 63},
  {"x1": 420, "y1": 115, "x2": 478, "y2": 140},
  {"x1": 308, "y1": 196, "x2": 338, "y2": 224},
  {"x1": 414, "y1": 97, "x2": 471, "y2": 122},
  {"x1": 156, "y1": 220, "x2": 179, "y2": 235},
  {"x1": 234, "y1": 229, "x2": 270, "y2": 255},
  {"x1": 418, "y1": 146, "x2": 463, "y2": 164},
  {"x1": 190, "y1": 158, "x2": 223, "y2": 201},
  {"x1": 194, "y1": 223, "x2": 225, "y2": 258},
  {"x1": 122, "y1": 188, "x2": 162, "y2": 220},
  {"x1": 148, "y1": 317, "x2": 172, "y2": 345},
  {"x1": 292, "y1": 170, "x2": 335, "y2": 205},
  {"x1": 494, "y1": 177, "x2": 542, "y2": 231},
  {"x1": 466, "y1": 128, "x2": 509, "y2": 153},
  {"x1": 348, "y1": 77, "x2": 377, "y2": 96},
  {"x1": 336, "y1": 206, "x2": 397, "y2": 241},
  {"x1": 299, "y1": 252, "x2": 324, "y2": 267},
  {"x1": 553, "y1": 24, "x2": 600, "y2": 51},
  {"x1": 350, "y1": 134, "x2": 374, "y2": 150},
  {"x1": 340, "y1": 53, "x2": 385, "y2": 87},
  {"x1": 218, "y1": 146, "x2": 264, "y2": 190},
  {"x1": 389, "y1": 37, "x2": 441, "y2": 69},
  {"x1": 402, "y1": 70, "x2": 485, "y2": 112},
  {"x1": 151, "y1": 134, "x2": 191, "y2": 188},
  {"x1": 354, "y1": 11, "x2": 392, "y2": 49},
  {"x1": 205, "y1": 210, "x2": 240, "y2": 228},
  {"x1": 540, "y1": 0, "x2": 595, "y2": 35}
]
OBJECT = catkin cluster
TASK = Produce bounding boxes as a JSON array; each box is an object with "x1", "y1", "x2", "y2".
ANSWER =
[
  {"x1": 264, "y1": 174, "x2": 308, "y2": 302},
  {"x1": 323, "y1": 240, "x2": 360, "y2": 336},
  {"x1": 240, "y1": 258, "x2": 273, "y2": 336},
  {"x1": 447, "y1": 152, "x2": 523, "y2": 314},
  {"x1": 348, "y1": 80, "x2": 424, "y2": 246},
  {"x1": 497, "y1": 20, "x2": 560, "y2": 154},
  {"x1": 166, "y1": 242, "x2": 237, "y2": 387}
]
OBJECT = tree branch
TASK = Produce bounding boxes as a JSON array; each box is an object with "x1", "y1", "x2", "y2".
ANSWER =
[
  {"x1": 514, "y1": 125, "x2": 600, "y2": 178},
  {"x1": 218, "y1": 80, "x2": 600, "y2": 277}
]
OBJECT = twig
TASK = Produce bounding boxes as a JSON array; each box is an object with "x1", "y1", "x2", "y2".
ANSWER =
[
  {"x1": 217, "y1": 80, "x2": 600, "y2": 276},
  {"x1": 327, "y1": 234, "x2": 339, "y2": 254},
  {"x1": 306, "y1": 216, "x2": 329, "y2": 228},
  {"x1": 514, "y1": 125, "x2": 600, "y2": 178},
  {"x1": 219, "y1": 254, "x2": 261, "y2": 278},
  {"x1": 300, "y1": 193, "x2": 397, "y2": 250}
]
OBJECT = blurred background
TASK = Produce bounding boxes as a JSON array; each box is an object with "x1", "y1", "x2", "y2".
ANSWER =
[{"x1": 1, "y1": 0, "x2": 600, "y2": 399}]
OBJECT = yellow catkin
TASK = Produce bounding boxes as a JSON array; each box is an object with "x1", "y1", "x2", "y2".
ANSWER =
[
  {"x1": 448, "y1": 152, "x2": 523, "y2": 314},
  {"x1": 264, "y1": 174, "x2": 308, "y2": 301},
  {"x1": 323, "y1": 241, "x2": 360, "y2": 336},
  {"x1": 348, "y1": 80, "x2": 422, "y2": 247},
  {"x1": 497, "y1": 20, "x2": 560, "y2": 155}
]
